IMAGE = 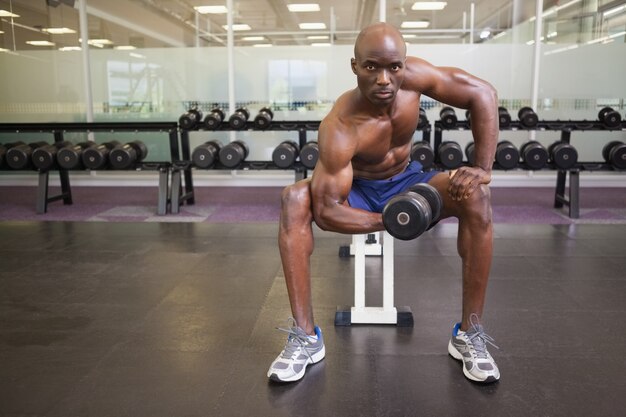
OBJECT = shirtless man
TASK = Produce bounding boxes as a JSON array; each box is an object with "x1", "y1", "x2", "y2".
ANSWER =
[{"x1": 268, "y1": 22, "x2": 500, "y2": 384}]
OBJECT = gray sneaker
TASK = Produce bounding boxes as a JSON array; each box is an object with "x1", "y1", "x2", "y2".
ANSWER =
[
  {"x1": 267, "y1": 318, "x2": 325, "y2": 383},
  {"x1": 448, "y1": 313, "x2": 500, "y2": 383}
]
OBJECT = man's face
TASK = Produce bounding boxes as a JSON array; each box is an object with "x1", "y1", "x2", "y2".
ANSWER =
[{"x1": 351, "y1": 33, "x2": 406, "y2": 106}]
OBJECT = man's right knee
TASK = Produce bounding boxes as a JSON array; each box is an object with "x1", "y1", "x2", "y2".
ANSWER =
[{"x1": 280, "y1": 180, "x2": 313, "y2": 223}]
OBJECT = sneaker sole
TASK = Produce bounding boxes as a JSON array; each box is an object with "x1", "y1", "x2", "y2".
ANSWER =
[
  {"x1": 268, "y1": 346, "x2": 326, "y2": 383},
  {"x1": 447, "y1": 340, "x2": 499, "y2": 384}
]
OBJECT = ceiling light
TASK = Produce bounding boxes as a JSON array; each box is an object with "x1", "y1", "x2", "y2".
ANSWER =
[
  {"x1": 299, "y1": 23, "x2": 326, "y2": 29},
  {"x1": 130, "y1": 52, "x2": 146, "y2": 59},
  {"x1": 222, "y1": 24, "x2": 251, "y2": 31},
  {"x1": 194, "y1": 5, "x2": 228, "y2": 14},
  {"x1": 59, "y1": 46, "x2": 81, "y2": 51},
  {"x1": 114, "y1": 45, "x2": 137, "y2": 50},
  {"x1": 26, "y1": 41, "x2": 55, "y2": 46},
  {"x1": 89, "y1": 39, "x2": 113, "y2": 45},
  {"x1": 253, "y1": 44, "x2": 272, "y2": 47},
  {"x1": 42, "y1": 27, "x2": 76, "y2": 34},
  {"x1": 479, "y1": 30, "x2": 491, "y2": 39},
  {"x1": 0, "y1": 48, "x2": 10, "y2": 52},
  {"x1": 288, "y1": 4, "x2": 320, "y2": 12},
  {"x1": 604, "y1": 5, "x2": 626, "y2": 17},
  {"x1": 401, "y1": 21, "x2": 430, "y2": 29},
  {"x1": 0, "y1": 30, "x2": 4, "y2": 34},
  {"x1": 311, "y1": 42, "x2": 331, "y2": 47},
  {"x1": 242, "y1": 36, "x2": 264, "y2": 41},
  {"x1": 0, "y1": 10, "x2": 20, "y2": 17},
  {"x1": 411, "y1": 2, "x2": 447, "y2": 11},
  {"x1": 402, "y1": 34, "x2": 417, "y2": 39},
  {"x1": 307, "y1": 35, "x2": 328, "y2": 39}
]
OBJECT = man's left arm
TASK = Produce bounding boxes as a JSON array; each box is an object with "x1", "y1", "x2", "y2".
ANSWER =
[{"x1": 405, "y1": 57, "x2": 499, "y2": 200}]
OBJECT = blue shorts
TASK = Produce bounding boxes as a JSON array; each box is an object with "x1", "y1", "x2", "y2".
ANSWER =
[{"x1": 347, "y1": 162, "x2": 440, "y2": 213}]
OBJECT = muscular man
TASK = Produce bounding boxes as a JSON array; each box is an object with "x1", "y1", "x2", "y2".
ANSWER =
[{"x1": 268, "y1": 22, "x2": 500, "y2": 384}]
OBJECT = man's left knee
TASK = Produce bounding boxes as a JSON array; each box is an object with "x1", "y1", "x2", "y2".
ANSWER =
[{"x1": 461, "y1": 184, "x2": 492, "y2": 226}]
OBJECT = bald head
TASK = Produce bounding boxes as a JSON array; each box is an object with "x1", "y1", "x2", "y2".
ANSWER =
[{"x1": 354, "y1": 22, "x2": 406, "y2": 61}]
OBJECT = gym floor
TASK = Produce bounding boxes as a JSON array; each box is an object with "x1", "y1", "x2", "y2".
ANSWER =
[{"x1": 1, "y1": 220, "x2": 625, "y2": 417}]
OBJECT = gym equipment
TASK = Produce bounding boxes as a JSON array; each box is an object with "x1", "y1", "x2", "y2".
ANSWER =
[
  {"x1": 518, "y1": 107, "x2": 539, "y2": 128},
  {"x1": 6, "y1": 141, "x2": 48, "y2": 170},
  {"x1": 602, "y1": 141, "x2": 626, "y2": 170},
  {"x1": 495, "y1": 140, "x2": 520, "y2": 170},
  {"x1": 299, "y1": 141, "x2": 319, "y2": 169},
  {"x1": 520, "y1": 141, "x2": 549, "y2": 170},
  {"x1": 203, "y1": 108, "x2": 225, "y2": 130},
  {"x1": 192, "y1": 140, "x2": 222, "y2": 169},
  {"x1": 382, "y1": 183, "x2": 443, "y2": 241},
  {"x1": 219, "y1": 140, "x2": 249, "y2": 168},
  {"x1": 82, "y1": 141, "x2": 121, "y2": 170},
  {"x1": 410, "y1": 141, "x2": 434, "y2": 169},
  {"x1": 438, "y1": 141, "x2": 463, "y2": 169},
  {"x1": 0, "y1": 141, "x2": 25, "y2": 168},
  {"x1": 254, "y1": 107, "x2": 274, "y2": 130},
  {"x1": 228, "y1": 107, "x2": 250, "y2": 130},
  {"x1": 465, "y1": 142, "x2": 475, "y2": 165},
  {"x1": 179, "y1": 108, "x2": 203, "y2": 130},
  {"x1": 498, "y1": 107, "x2": 512, "y2": 128},
  {"x1": 417, "y1": 108, "x2": 429, "y2": 129},
  {"x1": 272, "y1": 140, "x2": 299, "y2": 169},
  {"x1": 109, "y1": 140, "x2": 148, "y2": 169},
  {"x1": 598, "y1": 107, "x2": 622, "y2": 129},
  {"x1": 439, "y1": 106, "x2": 458, "y2": 128},
  {"x1": 56, "y1": 142, "x2": 96, "y2": 170},
  {"x1": 549, "y1": 141, "x2": 578, "y2": 170},
  {"x1": 32, "y1": 141, "x2": 73, "y2": 171}
]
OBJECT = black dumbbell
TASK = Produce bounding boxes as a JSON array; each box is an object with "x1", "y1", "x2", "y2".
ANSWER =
[
  {"x1": 82, "y1": 141, "x2": 121, "y2": 170},
  {"x1": 254, "y1": 107, "x2": 274, "y2": 130},
  {"x1": 0, "y1": 141, "x2": 25, "y2": 169},
  {"x1": 520, "y1": 141, "x2": 548, "y2": 170},
  {"x1": 6, "y1": 141, "x2": 48, "y2": 170},
  {"x1": 179, "y1": 108, "x2": 203, "y2": 130},
  {"x1": 498, "y1": 107, "x2": 512, "y2": 129},
  {"x1": 602, "y1": 141, "x2": 626, "y2": 170},
  {"x1": 465, "y1": 142, "x2": 475, "y2": 165},
  {"x1": 438, "y1": 141, "x2": 463, "y2": 169},
  {"x1": 439, "y1": 107, "x2": 458, "y2": 128},
  {"x1": 465, "y1": 110, "x2": 471, "y2": 127},
  {"x1": 518, "y1": 107, "x2": 539, "y2": 128},
  {"x1": 548, "y1": 141, "x2": 578, "y2": 170},
  {"x1": 272, "y1": 141, "x2": 299, "y2": 169},
  {"x1": 57, "y1": 142, "x2": 96, "y2": 170},
  {"x1": 32, "y1": 141, "x2": 73, "y2": 171},
  {"x1": 598, "y1": 107, "x2": 621, "y2": 129},
  {"x1": 410, "y1": 141, "x2": 434, "y2": 169},
  {"x1": 417, "y1": 108, "x2": 429, "y2": 129},
  {"x1": 203, "y1": 108, "x2": 225, "y2": 130},
  {"x1": 192, "y1": 140, "x2": 222, "y2": 169},
  {"x1": 109, "y1": 141, "x2": 148, "y2": 169},
  {"x1": 228, "y1": 107, "x2": 250, "y2": 130},
  {"x1": 495, "y1": 140, "x2": 520, "y2": 170},
  {"x1": 219, "y1": 140, "x2": 249, "y2": 168},
  {"x1": 382, "y1": 183, "x2": 443, "y2": 240},
  {"x1": 300, "y1": 141, "x2": 319, "y2": 169}
]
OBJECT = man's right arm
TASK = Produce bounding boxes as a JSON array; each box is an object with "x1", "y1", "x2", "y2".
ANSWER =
[{"x1": 309, "y1": 120, "x2": 384, "y2": 234}]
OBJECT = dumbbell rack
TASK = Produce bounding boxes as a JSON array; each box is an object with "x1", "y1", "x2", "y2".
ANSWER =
[
  {"x1": 433, "y1": 119, "x2": 626, "y2": 219},
  {"x1": 0, "y1": 122, "x2": 179, "y2": 214},
  {"x1": 173, "y1": 120, "x2": 323, "y2": 213}
]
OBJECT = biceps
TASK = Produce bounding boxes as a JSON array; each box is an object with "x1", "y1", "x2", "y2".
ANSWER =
[{"x1": 310, "y1": 160, "x2": 353, "y2": 209}]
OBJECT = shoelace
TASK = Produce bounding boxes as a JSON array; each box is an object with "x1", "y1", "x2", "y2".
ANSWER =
[
  {"x1": 465, "y1": 313, "x2": 499, "y2": 359},
  {"x1": 276, "y1": 318, "x2": 314, "y2": 361}
]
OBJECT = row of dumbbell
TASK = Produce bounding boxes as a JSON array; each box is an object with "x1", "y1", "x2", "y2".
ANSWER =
[
  {"x1": 180, "y1": 107, "x2": 274, "y2": 131},
  {"x1": 411, "y1": 139, "x2": 626, "y2": 170},
  {"x1": 192, "y1": 140, "x2": 319, "y2": 169},
  {"x1": 0, "y1": 140, "x2": 148, "y2": 171},
  {"x1": 438, "y1": 106, "x2": 623, "y2": 129}
]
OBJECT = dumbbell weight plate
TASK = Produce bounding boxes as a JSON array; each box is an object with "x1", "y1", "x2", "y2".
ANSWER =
[
  {"x1": 550, "y1": 142, "x2": 578, "y2": 170},
  {"x1": 521, "y1": 141, "x2": 548, "y2": 170},
  {"x1": 382, "y1": 192, "x2": 432, "y2": 241},
  {"x1": 204, "y1": 109, "x2": 225, "y2": 130},
  {"x1": 272, "y1": 141, "x2": 299, "y2": 169},
  {"x1": 410, "y1": 141, "x2": 434, "y2": 169},
  {"x1": 495, "y1": 141, "x2": 520, "y2": 170},
  {"x1": 219, "y1": 140, "x2": 248, "y2": 168},
  {"x1": 598, "y1": 107, "x2": 621, "y2": 128},
  {"x1": 408, "y1": 183, "x2": 443, "y2": 223},
  {"x1": 192, "y1": 141, "x2": 222, "y2": 169},
  {"x1": 254, "y1": 107, "x2": 274, "y2": 130},
  {"x1": 438, "y1": 142, "x2": 463, "y2": 169},
  {"x1": 300, "y1": 142, "x2": 319, "y2": 169},
  {"x1": 417, "y1": 108, "x2": 429, "y2": 129},
  {"x1": 498, "y1": 107, "x2": 512, "y2": 128},
  {"x1": 465, "y1": 142, "x2": 475, "y2": 165},
  {"x1": 439, "y1": 107, "x2": 458, "y2": 128},
  {"x1": 605, "y1": 141, "x2": 626, "y2": 169},
  {"x1": 518, "y1": 107, "x2": 538, "y2": 128}
]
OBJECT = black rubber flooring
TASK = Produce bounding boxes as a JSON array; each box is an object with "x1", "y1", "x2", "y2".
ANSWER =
[{"x1": 1, "y1": 221, "x2": 625, "y2": 417}]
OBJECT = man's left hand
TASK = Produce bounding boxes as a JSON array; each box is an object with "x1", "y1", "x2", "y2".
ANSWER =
[{"x1": 447, "y1": 166, "x2": 491, "y2": 201}]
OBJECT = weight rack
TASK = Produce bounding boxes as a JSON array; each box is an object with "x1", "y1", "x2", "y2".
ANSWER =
[
  {"x1": 172, "y1": 120, "x2": 433, "y2": 214},
  {"x1": 0, "y1": 122, "x2": 179, "y2": 215},
  {"x1": 433, "y1": 119, "x2": 626, "y2": 219}
]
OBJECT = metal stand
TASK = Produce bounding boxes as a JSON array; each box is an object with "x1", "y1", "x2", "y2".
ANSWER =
[{"x1": 335, "y1": 231, "x2": 414, "y2": 327}]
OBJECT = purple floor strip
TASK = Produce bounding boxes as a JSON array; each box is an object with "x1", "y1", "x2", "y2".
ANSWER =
[{"x1": 0, "y1": 186, "x2": 625, "y2": 224}]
